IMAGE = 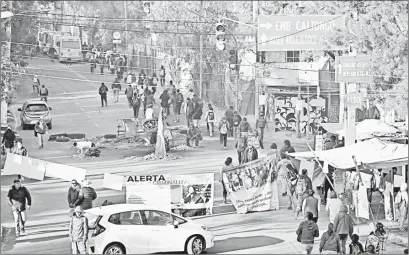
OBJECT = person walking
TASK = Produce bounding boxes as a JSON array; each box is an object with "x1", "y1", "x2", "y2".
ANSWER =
[
  {"x1": 2, "y1": 125, "x2": 16, "y2": 154},
  {"x1": 286, "y1": 164, "x2": 299, "y2": 210},
  {"x1": 174, "y1": 89, "x2": 184, "y2": 123},
  {"x1": 280, "y1": 140, "x2": 296, "y2": 158},
  {"x1": 192, "y1": 94, "x2": 203, "y2": 128},
  {"x1": 296, "y1": 211, "x2": 320, "y2": 254},
  {"x1": 98, "y1": 82, "x2": 108, "y2": 107},
  {"x1": 255, "y1": 113, "x2": 268, "y2": 150},
  {"x1": 225, "y1": 106, "x2": 235, "y2": 137},
  {"x1": 34, "y1": 117, "x2": 48, "y2": 149},
  {"x1": 326, "y1": 191, "x2": 343, "y2": 224},
  {"x1": 159, "y1": 89, "x2": 170, "y2": 117},
  {"x1": 69, "y1": 206, "x2": 89, "y2": 254},
  {"x1": 295, "y1": 169, "x2": 313, "y2": 219},
  {"x1": 235, "y1": 133, "x2": 247, "y2": 164},
  {"x1": 220, "y1": 157, "x2": 234, "y2": 204},
  {"x1": 333, "y1": 204, "x2": 354, "y2": 254},
  {"x1": 131, "y1": 93, "x2": 141, "y2": 119},
  {"x1": 159, "y1": 65, "x2": 166, "y2": 87},
  {"x1": 98, "y1": 57, "x2": 105, "y2": 75},
  {"x1": 68, "y1": 179, "x2": 83, "y2": 215},
  {"x1": 185, "y1": 98, "x2": 194, "y2": 128},
  {"x1": 218, "y1": 117, "x2": 229, "y2": 149},
  {"x1": 11, "y1": 141, "x2": 28, "y2": 156},
  {"x1": 79, "y1": 179, "x2": 97, "y2": 210},
  {"x1": 395, "y1": 183, "x2": 408, "y2": 231},
  {"x1": 32, "y1": 75, "x2": 41, "y2": 97},
  {"x1": 7, "y1": 179, "x2": 32, "y2": 237},
  {"x1": 319, "y1": 223, "x2": 341, "y2": 254},
  {"x1": 151, "y1": 73, "x2": 159, "y2": 94},
  {"x1": 125, "y1": 84, "x2": 134, "y2": 108},
  {"x1": 238, "y1": 117, "x2": 252, "y2": 138},
  {"x1": 302, "y1": 189, "x2": 319, "y2": 223},
  {"x1": 204, "y1": 106, "x2": 217, "y2": 137},
  {"x1": 90, "y1": 57, "x2": 96, "y2": 73},
  {"x1": 39, "y1": 84, "x2": 49, "y2": 102},
  {"x1": 232, "y1": 111, "x2": 242, "y2": 137},
  {"x1": 112, "y1": 78, "x2": 121, "y2": 103}
]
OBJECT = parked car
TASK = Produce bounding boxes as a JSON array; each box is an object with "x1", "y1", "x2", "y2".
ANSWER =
[
  {"x1": 18, "y1": 99, "x2": 53, "y2": 130},
  {"x1": 1, "y1": 123, "x2": 22, "y2": 143},
  {"x1": 85, "y1": 204, "x2": 214, "y2": 254}
]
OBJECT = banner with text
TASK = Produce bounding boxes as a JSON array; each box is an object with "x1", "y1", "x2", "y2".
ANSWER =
[
  {"x1": 222, "y1": 155, "x2": 279, "y2": 214},
  {"x1": 258, "y1": 15, "x2": 345, "y2": 51},
  {"x1": 126, "y1": 174, "x2": 214, "y2": 217}
]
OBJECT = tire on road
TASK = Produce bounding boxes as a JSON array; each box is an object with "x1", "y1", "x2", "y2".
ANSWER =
[
  {"x1": 104, "y1": 243, "x2": 125, "y2": 254},
  {"x1": 186, "y1": 235, "x2": 205, "y2": 254},
  {"x1": 66, "y1": 133, "x2": 86, "y2": 139}
]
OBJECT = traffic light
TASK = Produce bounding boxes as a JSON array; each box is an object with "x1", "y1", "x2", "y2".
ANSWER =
[
  {"x1": 142, "y1": 1, "x2": 151, "y2": 14},
  {"x1": 215, "y1": 22, "x2": 226, "y2": 51},
  {"x1": 229, "y1": 49, "x2": 238, "y2": 70}
]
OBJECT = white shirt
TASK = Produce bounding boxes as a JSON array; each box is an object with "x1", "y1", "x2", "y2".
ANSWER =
[{"x1": 145, "y1": 108, "x2": 154, "y2": 120}]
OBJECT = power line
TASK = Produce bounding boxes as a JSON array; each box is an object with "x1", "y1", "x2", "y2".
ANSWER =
[
  {"x1": 7, "y1": 43, "x2": 408, "y2": 81},
  {"x1": 4, "y1": 69, "x2": 406, "y2": 97}
]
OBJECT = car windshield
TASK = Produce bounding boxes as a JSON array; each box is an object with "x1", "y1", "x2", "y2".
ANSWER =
[
  {"x1": 61, "y1": 40, "x2": 80, "y2": 49},
  {"x1": 25, "y1": 104, "x2": 48, "y2": 112}
]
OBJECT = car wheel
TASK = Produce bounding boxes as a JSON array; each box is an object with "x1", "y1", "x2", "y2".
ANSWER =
[
  {"x1": 21, "y1": 123, "x2": 26, "y2": 130},
  {"x1": 186, "y1": 236, "x2": 204, "y2": 254},
  {"x1": 48, "y1": 122, "x2": 52, "y2": 130},
  {"x1": 104, "y1": 244, "x2": 125, "y2": 254}
]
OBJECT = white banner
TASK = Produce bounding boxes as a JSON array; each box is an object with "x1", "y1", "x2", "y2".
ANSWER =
[
  {"x1": 103, "y1": 173, "x2": 125, "y2": 191},
  {"x1": 45, "y1": 162, "x2": 86, "y2": 182},
  {"x1": 126, "y1": 174, "x2": 214, "y2": 217},
  {"x1": 356, "y1": 185, "x2": 370, "y2": 220}
]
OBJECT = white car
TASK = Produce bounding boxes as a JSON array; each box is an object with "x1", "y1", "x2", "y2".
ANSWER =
[{"x1": 85, "y1": 204, "x2": 215, "y2": 254}]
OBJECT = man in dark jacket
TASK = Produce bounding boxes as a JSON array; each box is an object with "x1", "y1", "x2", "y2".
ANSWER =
[
  {"x1": 191, "y1": 94, "x2": 203, "y2": 128},
  {"x1": 2, "y1": 125, "x2": 16, "y2": 153},
  {"x1": 333, "y1": 204, "x2": 354, "y2": 254},
  {"x1": 280, "y1": 140, "x2": 296, "y2": 158},
  {"x1": 232, "y1": 110, "x2": 242, "y2": 137},
  {"x1": 296, "y1": 211, "x2": 319, "y2": 254},
  {"x1": 256, "y1": 113, "x2": 268, "y2": 148},
  {"x1": 7, "y1": 179, "x2": 32, "y2": 237},
  {"x1": 68, "y1": 179, "x2": 83, "y2": 215},
  {"x1": 238, "y1": 117, "x2": 252, "y2": 137},
  {"x1": 185, "y1": 98, "x2": 195, "y2": 128},
  {"x1": 132, "y1": 93, "x2": 141, "y2": 119},
  {"x1": 98, "y1": 82, "x2": 108, "y2": 107},
  {"x1": 225, "y1": 106, "x2": 235, "y2": 137}
]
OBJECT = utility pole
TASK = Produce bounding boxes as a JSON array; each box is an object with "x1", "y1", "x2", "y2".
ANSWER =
[
  {"x1": 199, "y1": 0, "x2": 203, "y2": 99},
  {"x1": 345, "y1": 47, "x2": 357, "y2": 145},
  {"x1": 124, "y1": 1, "x2": 129, "y2": 72},
  {"x1": 253, "y1": 0, "x2": 259, "y2": 118}
]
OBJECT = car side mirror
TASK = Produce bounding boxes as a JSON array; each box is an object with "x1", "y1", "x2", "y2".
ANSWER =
[
  {"x1": 49, "y1": 107, "x2": 52, "y2": 110},
  {"x1": 17, "y1": 108, "x2": 22, "y2": 111},
  {"x1": 173, "y1": 220, "x2": 179, "y2": 229}
]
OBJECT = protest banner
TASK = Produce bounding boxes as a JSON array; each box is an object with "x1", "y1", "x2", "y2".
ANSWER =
[
  {"x1": 126, "y1": 174, "x2": 214, "y2": 217},
  {"x1": 222, "y1": 155, "x2": 279, "y2": 214},
  {"x1": 4, "y1": 153, "x2": 45, "y2": 180},
  {"x1": 356, "y1": 185, "x2": 370, "y2": 219}
]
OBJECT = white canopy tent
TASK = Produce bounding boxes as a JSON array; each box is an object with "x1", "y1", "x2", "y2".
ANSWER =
[
  {"x1": 288, "y1": 138, "x2": 408, "y2": 170},
  {"x1": 335, "y1": 119, "x2": 401, "y2": 141}
]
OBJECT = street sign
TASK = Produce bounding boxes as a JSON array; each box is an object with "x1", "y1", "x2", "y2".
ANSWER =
[
  {"x1": 113, "y1": 32, "x2": 121, "y2": 40},
  {"x1": 335, "y1": 55, "x2": 371, "y2": 83},
  {"x1": 257, "y1": 15, "x2": 345, "y2": 51},
  {"x1": 345, "y1": 92, "x2": 362, "y2": 107},
  {"x1": 113, "y1": 39, "x2": 122, "y2": 44}
]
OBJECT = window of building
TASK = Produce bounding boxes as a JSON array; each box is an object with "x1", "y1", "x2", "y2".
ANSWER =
[{"x1": 286, "y1": 51, "x2": 300, "y2": 62}]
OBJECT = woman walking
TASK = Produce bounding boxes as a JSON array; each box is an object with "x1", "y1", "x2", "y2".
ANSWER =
[{"x1": 220, "y1": 157, "x2": 234, "y2": 204}]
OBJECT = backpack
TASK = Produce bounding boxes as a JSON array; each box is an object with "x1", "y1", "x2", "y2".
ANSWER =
[
  {"x1": 233, "y1": 115, "x2": 241, "y2": 126},
  {"x1": 40, "y1": 88, "x2": 48, "y2": 96},
  {"x1": 160, "y1": 69, "x2": 165, "y2": 76},
  {"x1": 99, "y1": 86, "x2": 107, "y2": 95},
  {"x1": 295, "y1": 176, "x2": 307, "y2": 195},
  {"x1": 208, "y1": 111, "x2": 215, "y2": 121},
  {"x1": 220, "y1": 122, "x2": 228, "y2": 134}
]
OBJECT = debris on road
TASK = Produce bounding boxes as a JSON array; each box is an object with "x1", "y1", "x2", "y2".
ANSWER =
[
  {"x1": 125, "y1": 152, "x2": 181, "y2": 161},
  {"x1": 171, "y1": 144, "x2": 193, "y2": 151}
]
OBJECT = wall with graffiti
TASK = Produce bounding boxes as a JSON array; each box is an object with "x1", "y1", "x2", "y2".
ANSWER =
[{"x1": 265, "y1": 95, "x2": 328, "y2": 134}]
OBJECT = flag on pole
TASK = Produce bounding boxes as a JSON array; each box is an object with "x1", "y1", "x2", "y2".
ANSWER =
[{"x1": 155, "y1": 107, "x2": 167, "y2": 157}]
